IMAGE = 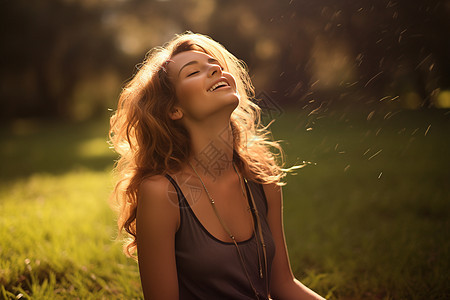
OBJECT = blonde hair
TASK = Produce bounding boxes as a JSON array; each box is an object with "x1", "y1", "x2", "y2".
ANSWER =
[{"x1": 109, "y1": 32, "x2": 294, "y2": 258}]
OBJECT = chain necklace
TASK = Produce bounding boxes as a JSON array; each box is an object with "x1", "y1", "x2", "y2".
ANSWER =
[{"x1": 188, "y1": 160, "x2": 269, "y2": 299}]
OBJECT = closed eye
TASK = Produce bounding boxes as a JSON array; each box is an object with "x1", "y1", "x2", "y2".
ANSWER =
[{"x1": 187, "y1": 71, "x2": 199, "y2": 77}]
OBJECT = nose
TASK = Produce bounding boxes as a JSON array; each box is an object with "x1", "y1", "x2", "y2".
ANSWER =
[{"x1": 207, "y1": 64, "x2": 222, "y2": 77}]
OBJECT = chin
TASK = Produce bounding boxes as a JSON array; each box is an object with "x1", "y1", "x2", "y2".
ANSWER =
[{"x1": 227, "y1": 93, "x2": 240, "y2": 110}]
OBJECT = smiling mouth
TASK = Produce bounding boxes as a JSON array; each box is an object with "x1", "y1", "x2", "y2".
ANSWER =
[{"x1": 208, "y1": 81, "x2": 230, "y2": 92}]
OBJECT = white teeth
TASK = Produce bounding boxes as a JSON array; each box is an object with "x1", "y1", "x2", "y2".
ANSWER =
[{"x1": 208, "y1": 81, "x2": 229, "y2": 92}]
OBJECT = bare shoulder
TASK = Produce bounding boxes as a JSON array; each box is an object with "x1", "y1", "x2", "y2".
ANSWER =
[
  {"x1": 262, "y1": 182, "x2": 282, "y2": 207},
  {"x1": 137, "y1": 174, "x2": 180, "y2": 231},
  {"x1": 139, "y1": 174, "x2": 177, "y2": 204},
  {"x1": 139, "y1": 174, "x2": 169, "y2": 193}
]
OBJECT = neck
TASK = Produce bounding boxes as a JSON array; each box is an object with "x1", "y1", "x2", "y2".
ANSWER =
[{"x1": 186, "y1": 119, "x2": 235, "y2": 183}]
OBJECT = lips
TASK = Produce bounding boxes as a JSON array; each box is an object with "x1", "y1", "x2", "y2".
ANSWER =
[{"x1": 207, "y1": 78, "x2": 230, "y2": 92}]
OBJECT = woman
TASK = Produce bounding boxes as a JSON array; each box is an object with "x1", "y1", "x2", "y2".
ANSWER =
[{"x1": 110, "y1": 32, "x2": 324, "y2": 300}]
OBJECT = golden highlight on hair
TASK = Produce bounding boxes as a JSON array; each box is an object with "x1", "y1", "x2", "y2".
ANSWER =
[{"x1": 109, "y1": 32, "x2": 294, "y2": 258}]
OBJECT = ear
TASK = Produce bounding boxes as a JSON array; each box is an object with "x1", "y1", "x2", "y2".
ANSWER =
[{"x1": 169, "y1": 106, "x2": 183, "y2": 120}]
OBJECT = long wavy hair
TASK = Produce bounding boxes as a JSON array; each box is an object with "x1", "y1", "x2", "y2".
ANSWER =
[{"x1": 109, "y1": 32, "x2": 295, "y2": 258}]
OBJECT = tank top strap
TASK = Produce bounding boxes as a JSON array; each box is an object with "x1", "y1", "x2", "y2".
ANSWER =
[
  {"x1": 245, "y1": 180, "x2": 269, "y2": 217},
  {"x1": 164, "y1": 173, "x2": 189, "y2": 209}
]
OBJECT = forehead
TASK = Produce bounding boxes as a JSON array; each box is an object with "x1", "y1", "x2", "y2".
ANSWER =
[{"x1": 167, "y1": 50, "x2": 216, "y2": 74}]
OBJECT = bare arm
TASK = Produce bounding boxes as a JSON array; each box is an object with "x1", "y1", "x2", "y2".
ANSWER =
[
  {"x1": 264, "y1": 183, "x2": 325, "y2": 300},
  {"x1": 136, "y1": 176, "x2": 180, "y2": 300}
]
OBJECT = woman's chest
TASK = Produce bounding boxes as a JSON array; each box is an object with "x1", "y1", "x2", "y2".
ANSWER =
[{"x1": 179, "y1": 180, "x2": 255, "y2": 243}]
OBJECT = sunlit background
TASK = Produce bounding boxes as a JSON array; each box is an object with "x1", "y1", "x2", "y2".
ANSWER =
[
  {"x1": 2, "y1": 0, "x2": 450, "y2": 122},
  {"x1": 1, "y1": 0, "x2": 449, "y2": 299}
]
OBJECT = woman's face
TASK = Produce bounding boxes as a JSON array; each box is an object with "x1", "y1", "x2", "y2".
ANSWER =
[{"x1": 167, "y1": 50, "x2": 239, "y2": 122}]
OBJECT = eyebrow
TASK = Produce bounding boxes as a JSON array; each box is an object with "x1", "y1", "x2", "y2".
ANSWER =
[{"x1": 178, "y1": 58, "x2": 220, "y2": 77}]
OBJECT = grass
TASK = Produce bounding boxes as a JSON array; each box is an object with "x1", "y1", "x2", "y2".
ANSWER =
[
  {"x1": 0, "y1": 121, "x2": 142, "y2": 299},
  {"x1": 0, "y1": 107, "x2": 449, "y2": 299},
  {"x1": 270, "y1": 107, "x2": 450, "y2": 299}
]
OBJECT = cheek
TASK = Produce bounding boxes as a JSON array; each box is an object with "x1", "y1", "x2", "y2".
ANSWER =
[{"x1": 176, "y1": 80, "x2": 204, "y2": 107}]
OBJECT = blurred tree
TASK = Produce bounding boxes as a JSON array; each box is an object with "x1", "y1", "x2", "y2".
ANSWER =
[
  {"x1": 0, "y1": 0, "x2": 448, "y2": 121},
  {"x1": 0, "y1": 0, "x2": 123, "y2": 119}
]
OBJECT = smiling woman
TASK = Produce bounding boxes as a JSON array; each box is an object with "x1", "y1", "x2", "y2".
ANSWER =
[{"x1": 109, "y1": 32, "x2": 324, "y2": 300}]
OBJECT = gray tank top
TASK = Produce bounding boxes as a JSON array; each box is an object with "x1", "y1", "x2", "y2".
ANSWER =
[{"x1": 165, "y1": 174, "x2": 275, "y2": 300}]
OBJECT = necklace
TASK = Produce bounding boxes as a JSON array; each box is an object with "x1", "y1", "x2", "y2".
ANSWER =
[{"x1": 188, "y1": 160, "x2": 269, "y2": 299}]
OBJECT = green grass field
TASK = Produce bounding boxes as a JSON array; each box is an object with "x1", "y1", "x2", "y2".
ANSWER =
[{"x1": 0, "y1": 108, "x2": 449, "y2": 299}]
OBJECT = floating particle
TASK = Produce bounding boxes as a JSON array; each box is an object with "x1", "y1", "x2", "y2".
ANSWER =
[
  {"x1": 368, "y1": 149, "x2": 383, "y2": 160},
  {"x1": 306, "y1": 127, "x2": 313, "y2": 131},
  {"x1": 344, "y1": 165, "x2": 350, "y2": 172},
  {"x1": 425, "y1": 125, "x2": 431, "y2": 136},
  {"x1": 365, "y1": 71, "x2": 383, "y2": 87},
  {"x1": 311, "y1": 80, "x2": 320, "y2": 88},
  {"x1": 367, "y1": 110, "x2": 375, "y2": 120},
  {"x1": 398, "y1": 29, "x2": 407, "y2": 43},
  {"x1": 308, "y1": 104, "x2": 323, "y2": 117},
  {"x1": 378, "y1": 172, "x2": 383, "y2": 179},
  {"x1": 415, "y1": 54, "x2": 432, "y2": 70},
  {"x1": 389, "y1": 96, "x2": 400, "y2": 101}
]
